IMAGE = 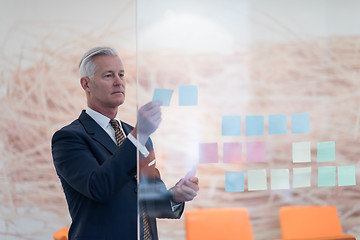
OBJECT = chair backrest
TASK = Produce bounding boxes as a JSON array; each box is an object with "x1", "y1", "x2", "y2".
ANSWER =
[
  {"x1": 185, "y1": 208, "x2": 253, "y2": 240},
  {"x1": 279, "y1": 206, "x2": 344, "y2": 239},
  {"x1": 53, "y1": 227, "x2": 69, "y2": 240}
]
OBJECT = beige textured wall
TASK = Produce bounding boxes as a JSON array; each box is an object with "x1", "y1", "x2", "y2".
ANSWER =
[{"x1": 0, "y1": 1, "x2": 136, "y2": 239}]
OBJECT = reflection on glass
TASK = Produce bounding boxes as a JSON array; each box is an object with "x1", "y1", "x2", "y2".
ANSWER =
[{"x1": 137, "y1": 0, "x2": 360, "y2": 239}]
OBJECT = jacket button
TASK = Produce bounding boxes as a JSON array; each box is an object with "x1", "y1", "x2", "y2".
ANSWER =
[{"x1": 134, "y1": 187, "x2": 137, "y2": 193}]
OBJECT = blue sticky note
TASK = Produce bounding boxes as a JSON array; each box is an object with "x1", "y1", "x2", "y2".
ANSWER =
[
  {"x1": 179, "y1": 85, "x2": 198, "y2": 106},
  {"x1": 317, "y1": 141, "x2": 335, "y2": 162},
  {"x1": 291, "y1": 113, "x2": 310, "y2": 134},
  {"x1": 318, "y1": 166, "x2": 336, "y2": 187},
  {"x1": 338, "y1": 165, "x2": 356, "y2": 186},
  {"x1": 152, "y1": 88, "x2": 173, "y2": 106},
  {"x1": 269, "y1": 114, "x2": 287, "y2": 134},
  {"x1": 225, "y1": 171, "x2": 245, "y2": 192},
  {"x1": 222, "y1": 116, "x2": 241, "y2": 136},
  {"x1": 246, "y1": 115, "x2": 264, "y2": 136}
]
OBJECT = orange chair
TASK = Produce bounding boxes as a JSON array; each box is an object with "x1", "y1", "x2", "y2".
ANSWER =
[
  {"x1": 53, "y1": 227, "x2": 69, "y2": 240},
  {"x1": 277, "y1": 206, "x2": 355, "y2": 240},
  {"x1": 185, "y1": 208, "x2": 254, "y2": 240}
]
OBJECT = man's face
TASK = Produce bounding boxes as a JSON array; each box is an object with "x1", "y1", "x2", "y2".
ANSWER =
[{"x1": 87, "y1": 55, "x2": 126, "y2": 109}]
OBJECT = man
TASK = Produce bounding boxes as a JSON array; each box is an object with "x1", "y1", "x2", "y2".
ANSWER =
[{"x1": 51, "y1": 46, "x2": 199, "y2": 240}]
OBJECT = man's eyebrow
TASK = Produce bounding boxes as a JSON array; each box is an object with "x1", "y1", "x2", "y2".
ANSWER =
[{"x1": 103, "y1": 69, "x2": 125, "y2": 73}]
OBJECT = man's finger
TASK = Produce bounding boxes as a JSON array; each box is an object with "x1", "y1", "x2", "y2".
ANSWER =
[
  {"x1": 189, "y1": 177, "x2": 199, "y2": 184},
  {"x1": 141, "y1": 101, "x2": 162, "y2": 111},
  {"x1": 180, "y1": 184, "x2": 199, "y2": 195},
  {"x1": 183, "y1": 179, "x2": 199, "y2": 190}
]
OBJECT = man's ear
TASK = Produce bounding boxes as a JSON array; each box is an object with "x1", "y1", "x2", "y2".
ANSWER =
[{"x1": 80, "y1": 77, "x2": 91, "y2": 92}]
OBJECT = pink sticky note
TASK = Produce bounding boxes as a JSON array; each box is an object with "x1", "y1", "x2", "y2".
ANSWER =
[
  {"x1": 223, "y1": 142, "x2": 242, "y2": 163},
  {"x1": 199, "y1": 143, "x2": 218, "y2": 163},
  {"x1": 246, "y1": 141, "x2": 266, "y2": 162}
]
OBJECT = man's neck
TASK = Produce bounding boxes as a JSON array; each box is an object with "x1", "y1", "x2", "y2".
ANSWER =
[{"x1": 87, "y1": 104, "x2": 118, "y2": 119}]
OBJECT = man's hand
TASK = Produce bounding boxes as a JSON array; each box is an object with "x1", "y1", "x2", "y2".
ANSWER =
[
  {"x1": 171, "y1": 177, "x2": 199, "y2": 203},
  {"x1": 133, "y1": 101, "x2": 162, "y2": 145}
]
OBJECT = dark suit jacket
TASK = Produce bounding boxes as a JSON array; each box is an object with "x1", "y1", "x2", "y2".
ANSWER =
[{"x1": 52, "y1": 110, "x2": 183, "y2": 240}]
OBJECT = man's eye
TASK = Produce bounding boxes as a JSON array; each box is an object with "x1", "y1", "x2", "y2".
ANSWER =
[
  {"x1": 119, "y1": 73, "x2": 125, "y2": 78},
  {"x1": 105, "y1": 74, "x2": 112, "y2": 78}
]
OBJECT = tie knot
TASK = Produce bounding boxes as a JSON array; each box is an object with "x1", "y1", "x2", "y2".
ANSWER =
[{"x1": 110, "y1": 119, "x2": 120, "y2": 130}]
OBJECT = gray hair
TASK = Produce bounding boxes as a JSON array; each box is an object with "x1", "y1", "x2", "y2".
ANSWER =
[{"x1": 78, "y1": 46, "x2": 118, "y2": 78}]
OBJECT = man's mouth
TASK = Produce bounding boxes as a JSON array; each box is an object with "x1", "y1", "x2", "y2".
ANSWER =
[{"x1": 112, "y1": 91, "x2": 124, "y2": 95}]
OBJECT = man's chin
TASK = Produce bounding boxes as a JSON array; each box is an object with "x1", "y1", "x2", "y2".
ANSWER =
[{"x1": 114, "y1": 99, "x2": 125, "y2": 107}]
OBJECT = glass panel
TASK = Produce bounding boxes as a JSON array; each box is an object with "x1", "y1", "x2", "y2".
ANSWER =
[{"x1": 137, "y1": 0, "x2": 360, "y2": 239}]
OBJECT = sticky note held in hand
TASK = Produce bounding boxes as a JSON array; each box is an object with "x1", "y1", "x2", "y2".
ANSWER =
[{"x1": 152, "y1": 88, "x2": 174, "y2": 106}]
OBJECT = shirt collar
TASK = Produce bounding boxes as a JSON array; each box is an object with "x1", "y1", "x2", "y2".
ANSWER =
[{"x1": 86, "y1": 107, "x2": 121, "y2": 129}]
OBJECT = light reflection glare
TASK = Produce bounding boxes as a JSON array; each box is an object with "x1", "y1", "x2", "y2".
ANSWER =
[{"x1": 139, "y1": 11, "x2": 234, "y2": 54}]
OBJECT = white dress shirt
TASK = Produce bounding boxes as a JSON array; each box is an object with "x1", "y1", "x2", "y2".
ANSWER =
[{"x1": 85, "y1": 107, "x2": 149, "y2": 157}]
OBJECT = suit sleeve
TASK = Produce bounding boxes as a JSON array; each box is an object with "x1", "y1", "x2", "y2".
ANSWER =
[
  {"x1": 140, "y1": 177, "x2": 184, "y2": 219},
  {"x1": 139, "y1": 143, "x2": 185, "y2": 219},
  {"x1": 52, "y1": 128, "x2": 137, "y2": 203}
]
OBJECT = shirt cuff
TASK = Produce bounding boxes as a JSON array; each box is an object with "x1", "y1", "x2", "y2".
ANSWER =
[
  {"x1": 169, "y1": 187, "x2": 183, "y2": 211},
  {"x1": 127, "y1": 133, "x2": 150, "y2": 157},
  {"x1": 171, "y1": 201, "x2": 182, "y2": 212}
]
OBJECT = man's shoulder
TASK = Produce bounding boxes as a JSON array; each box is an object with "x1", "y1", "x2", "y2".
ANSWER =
[
  {"x1": 58, "y1": 118, "x2": 83, "y2": 132},
  {"x1": 52, "y1": 112, "x2": 89, "y2": 139},
  {"x1": 52, "y1": 119, "x2": 83, "y2": 140}
]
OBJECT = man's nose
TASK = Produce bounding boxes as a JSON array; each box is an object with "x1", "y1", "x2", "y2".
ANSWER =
[{"x1": 114, "y1": 75, "x2": 124, "y2": 85}]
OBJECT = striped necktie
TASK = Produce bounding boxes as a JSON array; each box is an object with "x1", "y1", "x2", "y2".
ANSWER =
[
  {"x1": 109, "y1": 119, "x2": 125, "y2": 146},
  {"x1": 109, "y1": 119, "x2": 152, "y2": 239},
  {"x1": 142, "y1": 205, "x2": 152, "y2": 240}
]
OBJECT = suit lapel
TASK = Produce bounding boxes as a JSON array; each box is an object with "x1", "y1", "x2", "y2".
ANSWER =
[
  {"x1": 78, "y1": 110, "x2": 118, "y2": 154},
  {"x1": 121, "y1": 121, "x2": 134, "y2": 136}
]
